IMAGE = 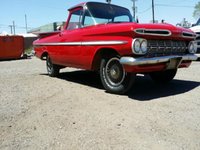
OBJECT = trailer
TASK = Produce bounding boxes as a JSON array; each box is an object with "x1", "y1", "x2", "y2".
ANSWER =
[{"x1": 0, "y1": 35, "x2": 24, "y2": 60}]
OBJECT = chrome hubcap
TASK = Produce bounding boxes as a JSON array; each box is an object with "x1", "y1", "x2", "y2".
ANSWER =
[
  {"x1": 110, "y1": 66, "x2": 120, "y2": 79},
  {"x1": 105, "y1": 57, "x2": 125, "y2": 86}
]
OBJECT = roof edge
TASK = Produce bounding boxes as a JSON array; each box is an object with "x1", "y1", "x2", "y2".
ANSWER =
[{"x1": 68, "y1": 1, "x2": 130, "y2": 11}]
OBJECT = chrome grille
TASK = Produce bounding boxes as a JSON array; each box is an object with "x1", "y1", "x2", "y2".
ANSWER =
[{"x1": 147, "y1": 40, "x2": 187, "y2": 57}]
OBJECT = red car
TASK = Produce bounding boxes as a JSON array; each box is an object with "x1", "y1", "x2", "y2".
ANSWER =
[{"x1": 34, "y1": 2, "x2": 198, "y2": 94}]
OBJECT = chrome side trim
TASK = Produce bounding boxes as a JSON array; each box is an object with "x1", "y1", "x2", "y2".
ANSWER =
[
  {"x1": 81, "y1": 41, "x2": 128, "y2": 45},
  {"x1": 34, "y1": 41, "x2": 128, "y2": 46},
  {"x1": 120, "y1": 54, "x2": 198, "y2": 66},
  {"x1": 34, "y1": 42, "x2": 82, "y2": 46},
  {"x1": 134, "y1": 28, "x2": 171, "y2": 36}
]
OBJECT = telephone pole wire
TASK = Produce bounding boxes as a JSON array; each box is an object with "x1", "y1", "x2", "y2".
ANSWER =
[
  {"x1": 25, "y1": 14, "x2": 28, "y2": 33},
  {"x1": 9, "y1": 25, "x2": 13, "y2": 34},
  {"x1": 12, "y1": 21, "x2": 16, "y2": 35},
  {"x1": 152, "y1": 0, "x2": 155, "y2": 23},
  {"x1": 131, "y1": 0, "x2": 137, "y2": 21}
]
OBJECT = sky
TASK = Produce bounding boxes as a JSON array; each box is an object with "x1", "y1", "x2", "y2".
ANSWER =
[{"x1": 0, "y1": 0, "x2": 199, "y2": 34}]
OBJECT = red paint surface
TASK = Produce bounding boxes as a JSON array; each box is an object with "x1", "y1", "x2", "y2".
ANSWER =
[{"x1": 0, "y1": 36, "x2": 24, "y2": 60}]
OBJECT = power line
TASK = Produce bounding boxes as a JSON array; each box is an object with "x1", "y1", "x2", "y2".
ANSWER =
[
  {"x1": 155, "y1": 4, "x2": 194, "y2": 8},
  {"x1": 0, "y1": 23, "x2": 34, "y2": 34},
  {"x1": 138, "y1": 6, "x2": 152, "y2": 14},
  {"x1": 0, "y1": 24, "x2": 33, "y2": 29}
]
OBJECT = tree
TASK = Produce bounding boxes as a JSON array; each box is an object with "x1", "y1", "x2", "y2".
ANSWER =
[{"x1": 193, "y1": 2, "x2": 200, "y2": 18}]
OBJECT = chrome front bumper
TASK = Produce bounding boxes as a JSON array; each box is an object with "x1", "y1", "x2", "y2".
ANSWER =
[{"x1": 120, "y1": 54, "x2": 198, "y2": 66}]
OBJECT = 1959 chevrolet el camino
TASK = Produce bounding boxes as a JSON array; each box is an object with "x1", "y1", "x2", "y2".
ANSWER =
[{"x1": 33, "y1": 2, "x2": 198, "y2": 94}]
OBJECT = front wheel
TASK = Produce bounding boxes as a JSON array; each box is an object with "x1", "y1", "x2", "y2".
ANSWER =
[
  {"x1": 100, "y1": 57, "x2": 135, "y2": 94},
  {"x1": 46, "y1": 56, "x2": 60, "y2": 77},
  {"x1": 149, "y1": 69, "x2": 177, "y2": 84}
]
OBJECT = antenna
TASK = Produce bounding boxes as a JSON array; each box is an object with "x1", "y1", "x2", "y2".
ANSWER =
[{"x1": 106, "y1": 0, "x2": 111, "y2": 4}]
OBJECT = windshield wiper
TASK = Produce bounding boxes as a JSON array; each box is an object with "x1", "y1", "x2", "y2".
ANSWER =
[{"x1": 107, "y1": 21, "x2": 127, "y2": 24}]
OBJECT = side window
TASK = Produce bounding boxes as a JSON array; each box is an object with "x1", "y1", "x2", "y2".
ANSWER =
[
  {"x1": 84, "y1": 16, "x2": 95, "y2": 27},
  {"x1": 114, "y1": 15, "x2": 130, "y2": 22},
  {"x1": 83, "y1": 10, "x2": 95, "y2": 27},
  {"x1": 83, "y1": 10, "x2": 112, "y2": 27},
  {"x1": 67, "y1": 9, "x2": 83, "y2": 30}
]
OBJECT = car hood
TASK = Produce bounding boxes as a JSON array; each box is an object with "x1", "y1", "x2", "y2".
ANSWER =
[{"x1": 83, "y1": 22, "x2": 195, "y2": 40}]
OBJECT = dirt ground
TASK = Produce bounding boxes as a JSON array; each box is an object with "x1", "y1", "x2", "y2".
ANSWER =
[{"x1": 0, "y1": 57, "x2": 200, "y2": 150}]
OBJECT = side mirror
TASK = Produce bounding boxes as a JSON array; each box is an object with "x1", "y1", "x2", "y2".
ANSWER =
[{"x1": 57, "y1": 25, "x2": 61, "y2": 31}]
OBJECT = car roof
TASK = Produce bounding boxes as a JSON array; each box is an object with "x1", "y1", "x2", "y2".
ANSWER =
[
  {"x1": 68, "y1": 2, "x2": 86, "y2": 11},
  {"x1": 68, "y1": 2, "x2": 129, "y2": 11}
]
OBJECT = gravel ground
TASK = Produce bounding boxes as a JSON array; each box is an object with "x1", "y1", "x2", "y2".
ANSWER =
[{"x1": 0, "y1": 57, "x2": 200, "y2": 150}]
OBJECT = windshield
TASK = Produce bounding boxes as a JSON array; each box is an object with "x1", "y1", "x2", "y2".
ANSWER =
[{"x1": 83, "y1": 2, "x2": 133, "y2": 27}]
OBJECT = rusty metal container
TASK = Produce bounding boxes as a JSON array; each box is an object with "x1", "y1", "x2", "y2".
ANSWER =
[{"x1": 0, "y1": 35, "x2": 24, "y2": 60}]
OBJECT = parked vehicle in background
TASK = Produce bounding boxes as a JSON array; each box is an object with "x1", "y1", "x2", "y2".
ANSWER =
[
  {"x1": 190, "y1": 18, "x2": 200, "y2": 32},
  {"x1": 0, "y1": 35, "x2": 24, "y2": 60},
  {"x1": 34, "y1": 2, "x2": 198, "y2": 94},
  {"x1": 190, "y1": 18, "x2": 200, "y2": 54}
]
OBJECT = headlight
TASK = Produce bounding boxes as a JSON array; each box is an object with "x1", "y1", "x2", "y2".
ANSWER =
[
  {"x1": 141, "y1": 39, "x2": 148, "y2": 53},
  {"x1": 132, "y1": 38, "x2": 148, "y2": 55},
  {"x1": 188, "y1": 41, "x2": 197, "y2": 54},
  {"x1": 134, "y1": 39, "x2": 141, "y2": 53}
]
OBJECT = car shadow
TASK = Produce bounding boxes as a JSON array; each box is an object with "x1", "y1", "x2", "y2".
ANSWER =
[
  {"x1": 57, "y1": 70, "x2": 103, "y2": 90},
  {"x1": 128, "y1": 75, "x2": 200, "y2": 101},
  {"x1": 0, "y1": 56, "x2": 31, "y2": 62},
  {"x1": 42, "y1": 70, "x2": 200, "y2": 101}
]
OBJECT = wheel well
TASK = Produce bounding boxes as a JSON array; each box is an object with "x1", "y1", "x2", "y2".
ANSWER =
[
  {"x1": 41, "y1": 52, "x2": 48, "y2": 60},
  {"x1": 92, "y1": 48, "x2": 119, "y2": 71}
]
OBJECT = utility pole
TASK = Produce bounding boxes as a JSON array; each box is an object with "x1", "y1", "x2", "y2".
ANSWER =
[
  {"x1": 12, "y1": 21, "x2": 16, "y2": 35},
  {"x1": 152, "y1": 0, "x2": 155, "y2": 23},
  {"x1": 131, "y1": 0, "x2": 137, "y2": 21},
  {"x1": 25, "y1": 14, "x2": 28, "y2": 33},
  {"x1": 9, "y1": 25, "x2": 13, "y2": 34}
]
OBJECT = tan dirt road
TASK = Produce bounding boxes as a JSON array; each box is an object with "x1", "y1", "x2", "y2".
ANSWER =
[{"x1": 0, "y1": 58, "x2": 200, "y2": 150}]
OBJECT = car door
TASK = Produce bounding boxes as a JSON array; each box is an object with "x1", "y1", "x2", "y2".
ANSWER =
[{"x1": 58, "y1": 8, "x2": 84, "y2": 68}]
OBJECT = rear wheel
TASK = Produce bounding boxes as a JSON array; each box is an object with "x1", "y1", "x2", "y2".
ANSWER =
[
  {"x1": 149, "y1": 69, "x2": 177, "y2": 84},
  {"x1": 46, "y1": 56, "x2": 60, "y2": 77},
  {"x1": 100, "y1": 56, "x2": 135, "y2": 94}
]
